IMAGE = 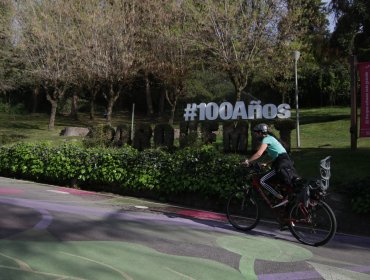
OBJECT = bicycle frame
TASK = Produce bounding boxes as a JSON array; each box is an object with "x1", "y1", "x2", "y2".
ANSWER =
[{"x1": 249, "y1": 172, "x2": 293, "y2": 209}]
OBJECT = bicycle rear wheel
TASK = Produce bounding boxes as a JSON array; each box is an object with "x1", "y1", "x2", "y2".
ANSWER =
[
  {"x1": 226, "y1": 189, "x2": 260, "y2": 231},
  {"x1": 288, "y1": 200, "x2": 337, "y2": 246}
]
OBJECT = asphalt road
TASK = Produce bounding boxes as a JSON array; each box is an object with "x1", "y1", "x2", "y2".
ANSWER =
[{"x1": 0, "y1": 176, "x2": 369, "y2": 280}]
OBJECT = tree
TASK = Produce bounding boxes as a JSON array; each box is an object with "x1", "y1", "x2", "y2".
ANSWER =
[
  {"x1": 0, "y1": 0, "x2": 22, "y2": 98},
  {"x1": 135, "y1": 0, "x2": 162, "y2": 117},
  {"x1": 72, "y1": 0, "x2": 138, "y2": 124},
  {"x1": 185, "y1": 0, "x2": 301, "y2": 102},
  {"x1": 153, "y1": 2, "x2": 195, "y2": 124},
  {"x1": 16, "y1": 0, "x2": 76, "y2": 129},
  {"x1": 284, "y1": 0, "x2": 333, "y2": 106},
  {"x1": 330, "y1": 0, "x2": 370, "y2": 59}
]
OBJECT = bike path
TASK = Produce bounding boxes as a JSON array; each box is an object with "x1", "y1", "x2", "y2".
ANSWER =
[{"x1": 0, "y1": 177, "x2": 370, "y2": 280}]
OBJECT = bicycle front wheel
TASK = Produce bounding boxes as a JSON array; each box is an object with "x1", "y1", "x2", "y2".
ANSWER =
[
  {"x1": 226, "y1": 189, "x2": 260, "y2": 231},
  {"x1": 289, "y1": 200, "x2": 337, "y2": 246}
]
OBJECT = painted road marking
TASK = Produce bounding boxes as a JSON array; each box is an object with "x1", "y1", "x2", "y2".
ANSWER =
[
  {"x1": 134, "y1": 205, "x2": 149, "y2": 209},
  {"x1": 258, "y1": 264, "x2": 370, "y2": 280},
  {"x1": 58, "y1": 187, "x2": 97, "y2": 196},
  {"x1": 0, "y1": 252, "x2": 32, "y2": 271},
  {"x1": 33, "y1": 208, "x2": 53, "y2": 230},
  {"x1": 0, "y1": 188, "x2": 24, "y2": 195},
  {"x1": 47, "y1": 188, "x2": 98, "y2": 196},
  {"x1": 60, "y1": 251, "x2": 133, "y2": 280},
  {"x1": 176, "y1": 209, "x2": 228, "y2": 222},
  {"x1": 0, "y1": 241, "x2": 245, "y2": 280},
  {"x1": 47, "y1": 190, "x2": 70, "y2": 194}
]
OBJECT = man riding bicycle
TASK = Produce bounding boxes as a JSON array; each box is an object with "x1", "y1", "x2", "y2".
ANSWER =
[{"x1": 243, "y1": 123, "x2": 300, "y2": 208}]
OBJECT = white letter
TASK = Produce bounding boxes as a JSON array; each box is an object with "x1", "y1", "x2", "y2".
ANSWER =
[
  {"x1": 277, "y1": 104, "x2": 291, "y2": 119},
  {"x1": 205, "y1": 102, "x2": 219, "y2": 120},
  {"x1": 219, "y1": 102, "x2": 233, "y2": 120},
  {"x1": 232, "y1": 101, "x2": 247, "y2": 120},
  {"x1": 248, "y1": 100, "x2": 262, "y2": 119},
  {"x1": 197, "y1": 103, "x2": 206, "y2": 120},
  {"x1": 262, "y1": 104, "x2": 277, "y2": 119}
]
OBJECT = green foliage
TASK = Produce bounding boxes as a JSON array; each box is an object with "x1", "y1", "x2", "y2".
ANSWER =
[
  {"x1": 348, "y1": 177, "x2": 370, "y2": 214},
  {"x1": 185, "y1": 70, "x2": 234, "y2": 103},
  {"x1": 0, "y1": 103, "x2": 28, "y2": 114},
  {"x1": 0, "y1": 133, "x2": 27, "y2": 144},
  {"x1": 0, "y1": 142, "x2": 246, "y2": 203},
  {"x1": 83, "y1": 124, "x2": 115, "y2": 148},
  {"x1": 330, "y1": 0, "x2": 370, "y2": 59}
]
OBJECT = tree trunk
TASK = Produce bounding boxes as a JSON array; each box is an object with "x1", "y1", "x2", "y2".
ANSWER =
[
  {"x1": 169, "y1": 97, "x2": 177, "y2": 125},
  {"x1": 145, "y1": 72, "x2": 154, "y2": 116},
  {"x1": 32, "y1": 87, "x2": 40, "y2": 113},
  {"x1": 230, "y1": 76, "x2": 242, "y2": 102},
  {"x1": 46, "y1": 93, "x2": 58, "y2": 130},
  {"x1": 89, "y1": 88, "x2": 98, "y2": 120},
  {"x1": 104, "y1": 85, "x2": 120, "y2": 125},
  {"x1": 229, "y1": 72, "x2": 247, "y2": 102},
  {"x1": 167, "y1": 89, "x2": 179, "y2": 125},
  {"x1": 70, "y1": 91, "x2": 78, "y2": 120},
  {"x1": 106, "y1": 98, "x2": 115, "y2": 125},
  {"x1": 236, "y1": 89, "x2": 242, "y2": 102},
  {"x1": 159, "y1": 89, "x2": 165, "y2": 116},
  {"x1": 90, "y1": 98, "x2": 95, "y2": 120}
]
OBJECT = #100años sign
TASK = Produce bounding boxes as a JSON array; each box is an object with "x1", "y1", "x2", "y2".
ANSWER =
[{"x1": 184, "y1": 101, "x2": 291, "y2": 121}]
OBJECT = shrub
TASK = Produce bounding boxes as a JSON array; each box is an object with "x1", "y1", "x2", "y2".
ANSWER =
[
  {"x1": 0, "y1": 142, "x2": 246, "y2": 207},
  {"x1": 83, "y1": 124, "x2": 115, "y2": 148},
  {"x1": 348, "y1": 177, "x2": 370, "y2": 214}
]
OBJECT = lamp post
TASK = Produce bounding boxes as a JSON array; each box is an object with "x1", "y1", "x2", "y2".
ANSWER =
[{"x1": 293, "y1": 50, "x2": 301, "y2": 148}]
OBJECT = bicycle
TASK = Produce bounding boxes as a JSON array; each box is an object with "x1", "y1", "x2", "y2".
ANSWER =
[{"x1": 226, "y1": 156, "x2": 337, "y2": 247}]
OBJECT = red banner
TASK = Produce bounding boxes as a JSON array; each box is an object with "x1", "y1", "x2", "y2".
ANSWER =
[{"x1": 358, "y1": 62, "x2": 370, "y2": 137}]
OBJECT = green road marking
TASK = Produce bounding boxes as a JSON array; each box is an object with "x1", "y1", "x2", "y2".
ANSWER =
[
  {"x1": 308, "y1": 262, "x2": 370, "y2": 280},
  {"x1": 0, "y1": 252, "x2": 32, "y2": 271},
  {"x1": 0, "y1": 241, "x2": 245, "y2": 280},
  {"x1": 217, "y1": 235, "x2": 313, "y2": 279},
  {"x1": 60, "y1": 252, "x2": 134, "y2": 280}
]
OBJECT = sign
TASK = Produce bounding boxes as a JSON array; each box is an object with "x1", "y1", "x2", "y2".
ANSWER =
[
  {"x1": 183, "y1": 101, "x2": 291, "y2": 121},
  {"x1": 358, "y1": 62, "x2": 370, "y2": 137}
]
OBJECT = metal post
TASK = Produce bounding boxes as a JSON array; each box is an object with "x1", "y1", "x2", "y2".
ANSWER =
[
  {"x1": 131, "y1": 103, "x2": 135, "y2": 142},
  {"x1": 350, "y1": 55, "x2": 358, "y2": 150},
  {"x1": 294, "y1": 51, "x2": 301, "y2": 148}
]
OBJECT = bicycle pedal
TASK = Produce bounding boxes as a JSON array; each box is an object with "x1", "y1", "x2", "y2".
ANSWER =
[{"x1": 272, "y1": 199, "x2": 289, "y2": 208}]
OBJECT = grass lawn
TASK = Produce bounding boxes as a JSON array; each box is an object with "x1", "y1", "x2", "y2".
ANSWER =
[
  {"x1": 289, "y1": 107, "x2": 370, "y2": 190},
  {"x1": 0, "y1": 106, "x2": 369, "y2": 190}
]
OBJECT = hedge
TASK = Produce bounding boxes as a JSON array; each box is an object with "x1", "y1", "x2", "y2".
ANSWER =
[
  {"x1": 1, "y1": 142, "x2": 368, "y2": 213},
  {"x1": 0, "y1": 142, "x2": 247, "y2": 208}
]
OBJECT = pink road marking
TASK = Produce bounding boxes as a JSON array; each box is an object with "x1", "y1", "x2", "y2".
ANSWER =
[
  {"x1": 0, "y1": 188, "x2": 24, "y2": 195},
  {"x1": 176, "y1": 209, "x2": 228, "y2": 222},
  {"x1": 57, "y1": 187, "x2": 96, "y2": 196}
]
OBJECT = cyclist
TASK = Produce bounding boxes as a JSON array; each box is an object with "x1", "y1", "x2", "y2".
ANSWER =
[{"x1": 243, "y1": 123, "x2": 299, "y2": 207}]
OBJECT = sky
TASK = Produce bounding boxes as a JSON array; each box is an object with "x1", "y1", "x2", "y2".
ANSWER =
[{"x1": 323, "y1": 0, "x2": 336, "y2": 32}]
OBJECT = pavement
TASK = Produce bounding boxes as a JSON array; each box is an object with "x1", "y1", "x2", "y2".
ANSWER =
[{"x1": 1, "y1": 176, "x2": 370, "y2": 280}]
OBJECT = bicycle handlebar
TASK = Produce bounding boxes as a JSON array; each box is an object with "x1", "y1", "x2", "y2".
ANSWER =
[{"x1": 240, "y1": 162, "x2": 268, "y2": 174}]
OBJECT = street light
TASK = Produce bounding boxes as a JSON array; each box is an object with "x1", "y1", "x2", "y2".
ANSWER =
[{"x1": 293, "y1": 50, "x2": 301, "y2": 148}]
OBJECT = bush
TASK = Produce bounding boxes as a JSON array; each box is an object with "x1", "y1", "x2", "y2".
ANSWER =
[
  {"x1": 0, "y1": 142, "x2": 246, "y2": 207},
  {"x1": 348, "y1": 177, "x2": 370, "y2": 214},
  {"x1": 83, "y1": 124, "x2": 115, "y2": 148}
]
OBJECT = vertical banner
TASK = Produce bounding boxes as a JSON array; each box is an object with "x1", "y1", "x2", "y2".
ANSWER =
[{"x1": 358, "y1": 62, "x2": 370, "y2": 137}]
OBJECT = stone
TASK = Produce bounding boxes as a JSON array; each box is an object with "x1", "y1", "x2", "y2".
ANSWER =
[{"x1": 60, "y1": 127, "x2": 90, "y2": 137}]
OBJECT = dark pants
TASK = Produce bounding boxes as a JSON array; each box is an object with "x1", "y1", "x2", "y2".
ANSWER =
[{"x1": 260, "y1": 153, "x2": 298, "y2": 199}]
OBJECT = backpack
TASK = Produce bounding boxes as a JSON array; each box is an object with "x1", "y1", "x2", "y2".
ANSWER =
[{"x1": 278, "y1": 166, "x2": 300, "y2": 186}]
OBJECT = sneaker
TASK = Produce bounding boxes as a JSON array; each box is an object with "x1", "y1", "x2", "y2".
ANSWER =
[{"x1": 277, "y1": 217, "x2": 290, "y2": 231}]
